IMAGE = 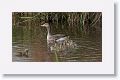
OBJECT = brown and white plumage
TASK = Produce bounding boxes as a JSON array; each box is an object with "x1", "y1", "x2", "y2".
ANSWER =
[
  {"x1": 41, "y1": 23, "x2": 78, "y2": 53},
  {"x1": 41, "y1": 23, "x2": 68, "y2": 44}
]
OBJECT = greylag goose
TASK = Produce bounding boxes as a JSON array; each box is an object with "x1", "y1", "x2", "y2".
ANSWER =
[
  {"x1": 41, "y1": 23, "x2": 78, "y2": 53},
  {"x1": 41, "y1": 23, "x2": 69, "y2": 44}
]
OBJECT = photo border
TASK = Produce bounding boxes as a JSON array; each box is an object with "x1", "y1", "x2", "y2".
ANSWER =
[{"x1": 0, "y1": 0, "x2": 114, "y2": 74}]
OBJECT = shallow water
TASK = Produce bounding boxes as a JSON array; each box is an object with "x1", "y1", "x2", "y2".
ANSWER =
[{"x1": 12, "y1": 23, "x2": 102, "y2": 62}]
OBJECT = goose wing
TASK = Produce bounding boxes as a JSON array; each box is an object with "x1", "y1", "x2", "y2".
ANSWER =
[{"x1": 52, "y1": 34, "x2": 66, "y2": 40}]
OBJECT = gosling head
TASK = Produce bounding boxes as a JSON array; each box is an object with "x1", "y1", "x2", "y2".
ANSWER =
[
  {"x1": 24, "y1": 49, "x2": 29, "y2": 53},
  {"x1": 41, "y1": 23, "x2": 50, "y2": 28}
]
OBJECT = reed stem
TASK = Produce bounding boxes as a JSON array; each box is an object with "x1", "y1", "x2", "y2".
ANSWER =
[{"x1": 54, "y1": 51, "x2": 59, "y2": 62}]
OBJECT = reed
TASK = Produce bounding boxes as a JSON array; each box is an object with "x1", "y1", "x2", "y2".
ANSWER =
[
  {"x1": 12, "y1": 12, "x2": 102, "y2": 34},
  {"x1": 54, "y1": 51, "x2": 59, "y2": 62}
]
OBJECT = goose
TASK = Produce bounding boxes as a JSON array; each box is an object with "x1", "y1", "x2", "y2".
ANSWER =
[
  {"x1": 41, "y1": 23, "x2": 78, "y2": 53},
  {"x1": 41, "y1": 23, "x2": 69, "y2": 44},
  {"x1": 16, "y1": 49, "x2": 29, "y2": 57}
]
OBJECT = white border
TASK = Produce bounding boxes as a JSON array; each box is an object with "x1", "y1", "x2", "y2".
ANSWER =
[{"x1": 0, "y1": 0, "x2": 114, "y2": 74}]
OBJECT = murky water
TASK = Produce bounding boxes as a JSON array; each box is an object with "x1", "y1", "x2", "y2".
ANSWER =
[{"x1": 12, "y1": 23, "x2": 102, "y2": 62}]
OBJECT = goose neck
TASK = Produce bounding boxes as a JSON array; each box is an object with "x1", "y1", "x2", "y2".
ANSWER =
[{"x1": 46, "y1": 26, "x2": 51, "y2": 36}]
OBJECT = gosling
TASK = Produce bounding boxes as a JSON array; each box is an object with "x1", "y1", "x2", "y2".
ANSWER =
[{"x1": 16, "y1": 49, "x2": 29, "y2": 57}]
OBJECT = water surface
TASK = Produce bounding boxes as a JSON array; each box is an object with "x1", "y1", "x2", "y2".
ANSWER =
[{"x1": 12, "y1": 23, "x2": 102, "y2": 62}]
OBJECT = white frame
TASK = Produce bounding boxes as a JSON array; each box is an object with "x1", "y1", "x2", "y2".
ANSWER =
[{"x1": 0, "y1": 0, "x2": 114, "y2": 74}]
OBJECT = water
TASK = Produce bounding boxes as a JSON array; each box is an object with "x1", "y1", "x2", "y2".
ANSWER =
[{"x1": 12, "y1": 23, "x2": 102, "y2": 62}]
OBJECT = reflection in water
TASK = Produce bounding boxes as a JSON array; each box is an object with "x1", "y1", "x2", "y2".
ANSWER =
[{"x1": 12, "y1": 23, "x2": 102, "y2": 62}]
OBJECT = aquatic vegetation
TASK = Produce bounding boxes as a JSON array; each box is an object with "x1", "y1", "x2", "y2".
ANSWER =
[
  {"x1": 50, "y1": 38, "x2": 78, "y2": 53},
  {"x1": 49, "y1": 38, "x2": 78, "y2": 61},
  {"x1": 12, "y1": 12, "x2": 102, "y2": 34}
]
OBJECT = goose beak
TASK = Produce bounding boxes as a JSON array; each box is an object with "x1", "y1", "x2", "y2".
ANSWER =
[
  {"x1": 41, "y1": 24, "x2": 47, "y2": 27},
  {"x1": 41, "y1": 23, "x2": 49, "y2": 27},
  {"x1": 41, "y1": 24, "x2": 45, "y2": 27}
]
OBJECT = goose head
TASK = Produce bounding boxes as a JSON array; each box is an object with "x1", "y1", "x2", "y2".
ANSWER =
[
  {"x1": 41, "y1": 23, "x2": 51, "y2": 40},
  {"x1": 41, "y1": 23, "x2": 50, "y2": 28},
  {"x1": 24, "y1": 49, "x2": 29, "y2": 54}
]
